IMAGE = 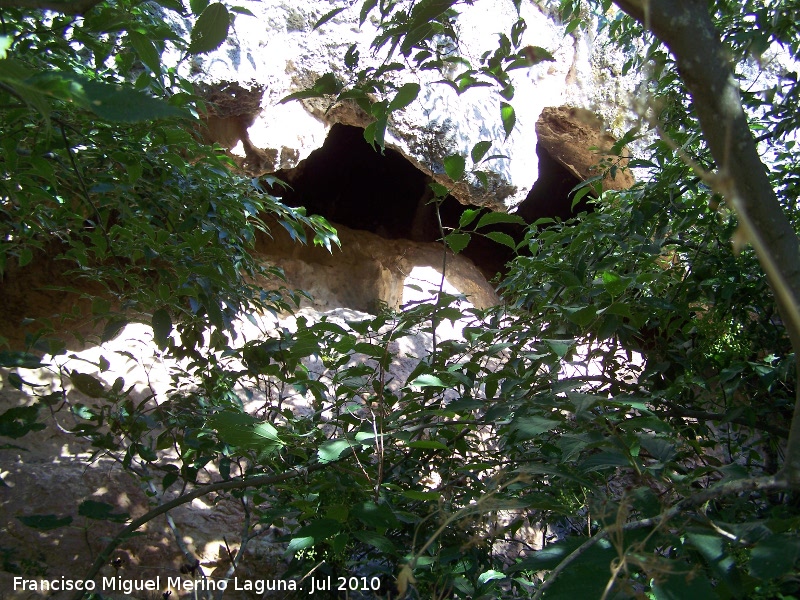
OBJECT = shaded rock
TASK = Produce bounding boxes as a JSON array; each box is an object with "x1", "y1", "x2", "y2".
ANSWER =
[
  {"x1": 535, "y1": 106, "x2": 635, "y2": 192},
  {"x1": 196, "y1": 81, "x2": 273, "y2": 175},
  {"x1": 254, "y1": 216, "x2": 499, "y2": 314}
]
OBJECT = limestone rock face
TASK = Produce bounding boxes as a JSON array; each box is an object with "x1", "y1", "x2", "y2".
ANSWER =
[
  {"x1": 180, "y1": 0, "x2": 639, "y2": 208},
  {"x1": 254, "y1": 218, "x2": 499, "y2": 314}
]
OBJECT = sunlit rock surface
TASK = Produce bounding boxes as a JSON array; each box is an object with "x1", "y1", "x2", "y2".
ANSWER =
[{"x1": 179, "y1": 0, "x2": 639, "y2": 208}]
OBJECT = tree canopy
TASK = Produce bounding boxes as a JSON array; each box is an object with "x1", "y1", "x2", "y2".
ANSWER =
[{"x1": 2, "y1": 0, "x2": 800, "y2": 598}]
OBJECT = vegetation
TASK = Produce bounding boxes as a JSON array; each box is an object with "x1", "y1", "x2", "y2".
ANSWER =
[{"x1": 1, "y1": 0, "x2": 800, "y2": 598}]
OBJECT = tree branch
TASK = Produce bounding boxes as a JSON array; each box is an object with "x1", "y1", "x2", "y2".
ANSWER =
[
  {"x1": 660, "y1": 405, "x2": 789, "y2": 439},
  {"x1": 612, "y1": 0, "x2": 800, "y2": 482},
  {"x1": 0, "y1": 0, "x2": 103, "y2": 14},
  {"x1": 71, "y1": 462, "x2": 331, "y2": 600}
]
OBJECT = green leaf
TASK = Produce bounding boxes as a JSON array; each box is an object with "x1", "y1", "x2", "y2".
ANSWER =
[
  {"x1": 570, "y1": 183, "x2": 594, "y2": 210},
  {"x1": 544, "y1": 339, "x2": 572, "y2": 357},
  {"x1": 208, "y1": 411, "x2": 284, "y2": 453},
  {"x1": 485, "y1": 231, "x2": 517, "y2": 249},
  {"x1": 446, "y1": 398, "x2": 485, "y2": 412},
  {"x1": 229, "y1": 5, "x2": 255, "y2": 16},
  {"x1": 686, "y1": 532, "x2": 739, "y2": 592},
  {"x1": 400, "y1": 22, "x2": 437, "y2": 57},
  {"x1": 313, "y1": 6, "x2": 347, "y2": 30},
  {"x1": 410, "y1": 374, "x2": 446, "y2": 388},
  {"x1": 407, "y1": 440, "x2": 449, "y2": 450},
  {"x1": 388, "y1": 82, "x2": 420, "y2": 111},
  {"x1": 18, "y1": 246, "x2": 33, "y2": 267},
  {"x1": 0, "y1": 351, "x2": 45, "y2": 369},
  {"x1": 190, "y1": 0, "x2": 209, "y2": 14},
  {"x1": 471, "y1": 141, "x2": 492, "y2": 164},
  {"x1": 569, "y1": 175, "x2": 603, "y2": 210},
  {"x1": 364, "y1": 115, "x2": 388, "y2": 150},
  {"x1": 449, "y1": 71, "x2": 493, "y2": 94},
  {"x1": 206, "y1": 299, "x2": 225, "y2": 330},
  {"x1": 102, "y1": 318, "x2": 128, "y2": 343},
  {"x1": 749, "y1": 534, "x2": 800, "y2": 580},
  {"x1": 74, "y1": 76, "x2": 189, "y2": 122},
  {"x1": 500, "y1": 83, "x2": 515, "y2": 100},
  {"x1": 332, "y1": 532, "x2": 349, "y2": 556},
  {"x1": 0, "y1": 405, "x2": 45, "y2": 438},
  {"x1": 352, "y1": 530, "x2": 397, "y2": 553},
  {"x1": 402, "y1": 490, "x2": 441, "y2": 501},
  {"x1": 317, "y1": 439, "x2": 352, "y2": 463},
  {"x1": 600, "y1": 271, "x2": 630, "y2": 297},
  {"x1": 71, "y1": 404, "x2": 94, "y2": 420},
  {"x1": 279, "y1": 72, "x2": 343, "y2": 103},
  {"x1": 580, "y1": 450, "x2": 631, "y2": 471},
  {"x1": 512, "y1": 415, "x2": 560, "y2": 440},
  {"x1": 314, "y1": 72, "x2": 344, "y2": 95},
  {"x1": 444, "y1": 232, "x2": 471, "y2": 254},
  {"x1": 458, "y1": 208, "x2": 480, "y2": 228},
  {"x1": 429, "y1": 181, "x2": 449, "y2": 198},
  {"x1": 162, "y1": 471, "x2": 179, "y2": 491},
  {"x1": 128, "y1": 31, "x2": 161, "y2": 74},
  {"x1": 151, "y1": 308, "x2": 172, "y2": 351},
  {"x1": 478, "y1": 570, "x2": 505, "y2": 585},
  {"x1": 294, "y1": 518, "x2": 341, "y2": 542},
  {"x1": 509, "y1": 537, "x2": 615, "y2": 596},
  {"x1": 7, "y1": 372, "x2": 22, "y2": 390},
  {"x1": 475, "y1": 212, "x2": 526, "y2": 229},
  {"x1": 188, "y1": 3, "x2": 230, "y2": 55},
  {"x1": 0, "y1": 59, "x2": 52, "y2": 117},
  {"x1": 70, "y1": 372, "x2": 106, "y2": 398},
  {"x1": 500, "y1": 102, "x2": 515, "y2": 139},
  {"x1": 564, "y1": 19, "x2": 581, "y2": 35},
  {"x1": 652, "y1": 567, "x2": 715, "y2": 599},
  {"x1": 353, "y1": 501, "x2": 399, "y2": 528},
  {"x1": 78, "y1": 500, "x2": 129, "y2": 523},
  {"x1": 359, "y1": 0, "x2": 378, "y2": 26},
  {"x1": 509, "y1": 538, "x2": 586, "y2": 572},
  {"x1": 443, "y1": 154, "x2": 466, "y2": 181},
  {"x1": 17, "y1": 514, "x2": 73, "y2": 530},
  {"x1": 600, "y1": 302, "x2": 633, "y2": 320},
  {"x1": 0, "y1": 57, "x2": 33, "y2": 81},
  {"x1": 639, "y1": 436, "x2": 676, "y2": 463},
  {"x1": 522, "y1": 45, "x2": 555, "y2": 64},
  {"x1": 565, "y1": 305, "x2": 596, "y2": 327},
  {"x1": 287, "y1": 536, "x2": 315, "y2": 555},
  {"x1": 409, "y1": 0, "x2": 456, "y2": 24}
]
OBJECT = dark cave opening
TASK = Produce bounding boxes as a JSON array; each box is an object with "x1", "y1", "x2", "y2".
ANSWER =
[
  {"x1": 266, "y1": 123, "x2": 586, "y2": 279},
  {"x1": 268, "y1": 124, "x2": 430, "y2": 240},
  {"x1": 515, "y1": 142, "x2": 586, "y2": 224}
]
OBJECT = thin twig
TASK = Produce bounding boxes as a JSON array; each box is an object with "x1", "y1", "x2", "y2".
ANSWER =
[
  {"x1": 145, "y1": 480, "x2": 197, "y2": 568},
  {"x1": 70, "y1": 462, "x2": 332, "y2": 600}
]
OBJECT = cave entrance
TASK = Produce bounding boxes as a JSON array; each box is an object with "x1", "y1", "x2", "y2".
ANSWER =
[
  {"x1": 268, "y1": 124, "x2": 430, "y2": 240},
  {"x1": 265, "y1": 122, "x2": 588, "y2": 280},
  {"x1": 514, "y1": 142, "x2": 586, "y2": 224}
]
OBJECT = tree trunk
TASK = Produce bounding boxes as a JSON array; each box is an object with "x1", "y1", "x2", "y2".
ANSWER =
[{"x1": 613, "y1": 0, "x2": 800, "y2": 482}]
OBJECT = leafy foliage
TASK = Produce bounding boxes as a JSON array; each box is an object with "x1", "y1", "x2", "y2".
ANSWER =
[{"x1": 2, "y1": 0, "x2": 800, "y2": 599}]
